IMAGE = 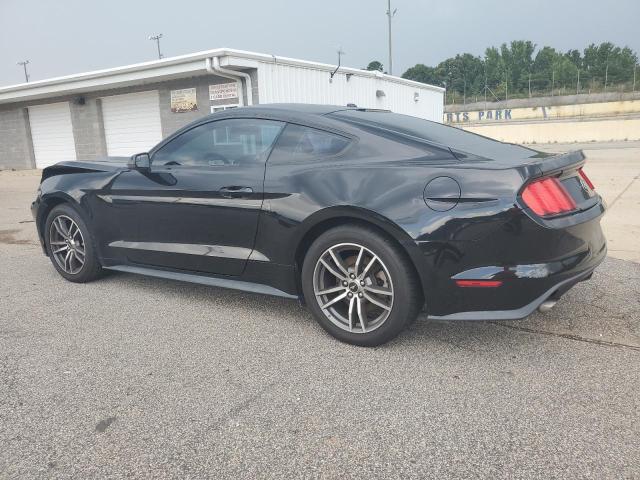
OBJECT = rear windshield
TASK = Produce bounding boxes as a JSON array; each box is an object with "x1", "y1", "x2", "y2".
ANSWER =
[{"x1": 329, "y1": 110, "x2": 541, "y2": 160}]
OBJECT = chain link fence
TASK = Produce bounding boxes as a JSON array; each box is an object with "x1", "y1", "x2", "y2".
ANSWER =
[{"x1": 445, "y1": 65, "x2": 639, "y2": 105}]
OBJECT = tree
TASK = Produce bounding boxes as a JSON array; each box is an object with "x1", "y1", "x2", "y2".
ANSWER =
[
  {"x1": 500, "y1": 40, "x2": 536, "y2": 93},
  {"x1": 401, "y1": 64, "x2": 443, "y2": 86},
  {"x1": 401, "y1": 41, "x2": 639, "y2": 101},
  {"x1": 533, "y1": 46, "x2": 559, "y2": 92},
  {"x1": 365, "y1": 61, "x2": 384, "y2": 72}
]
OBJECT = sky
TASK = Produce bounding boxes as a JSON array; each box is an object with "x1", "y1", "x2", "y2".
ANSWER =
[{"x1": 1, "y1": 0, "x2": 639, "y2": 86}]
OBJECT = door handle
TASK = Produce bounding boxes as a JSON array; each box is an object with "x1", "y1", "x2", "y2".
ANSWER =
[{"x1": 219, "y1": 186, "x2": 254, "y2": 198}]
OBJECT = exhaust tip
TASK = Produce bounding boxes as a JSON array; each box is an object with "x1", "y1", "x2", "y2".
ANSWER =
[{"x1": 538, "y1": 300, "x2": 557, "y2": 313}]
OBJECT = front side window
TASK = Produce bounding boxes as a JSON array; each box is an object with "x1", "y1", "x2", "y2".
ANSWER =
[
  {"x1": 152, "y1": 119, "x2": 285, "y2": 167},
  {"x1": 268, "y1": 124, "x2": 351, "y2": 163}
]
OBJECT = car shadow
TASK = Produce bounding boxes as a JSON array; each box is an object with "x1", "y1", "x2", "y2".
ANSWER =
[{"x1": 98, "y1": 256, "x2": 638, "y2": 352}]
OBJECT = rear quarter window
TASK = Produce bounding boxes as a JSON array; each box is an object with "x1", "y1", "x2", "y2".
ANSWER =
[{"x1": 268, "y1": 124, "x2": 350, "y2": 163}]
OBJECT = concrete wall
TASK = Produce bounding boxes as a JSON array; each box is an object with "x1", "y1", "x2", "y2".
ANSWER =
[
  {"x1": 0, "y1": 107, "x2": 35, "y2": 169},
  {"x1": 464, "y1": 117, "x2": 640, "y2": 144},
  {"x1": 445, "y1": 92, "x2": 640, "y2": 145},
  {"x1": 445, "y1": 99, "x2": 640, "y2": 125},
  {"x1": 0, "y1": 71, "x2": 256, "y2": 169},
  {"x1": 70, "y1": 98, "x2": 107, "y2": 159},
  {"x1": 447, "y1": 91, "x2": 640, "y2": 112}
]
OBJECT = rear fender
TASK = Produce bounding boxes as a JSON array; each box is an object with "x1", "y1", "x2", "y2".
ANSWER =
[{"x1": 292, "y1": 206, "x2": 433, "y2": 300}]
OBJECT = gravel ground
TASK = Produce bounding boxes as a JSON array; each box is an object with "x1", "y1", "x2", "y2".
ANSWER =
[{"x1": 1, "y1": 153, "x2": 639, "y2": 478}]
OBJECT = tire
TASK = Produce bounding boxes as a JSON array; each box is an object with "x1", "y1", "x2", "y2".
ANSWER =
[
  {"x1": 301, "y1": 224, "x2": 422, "y2": 346},
  {"x1": 44, "y1": 203, "x2": 103, "y2": 283}
]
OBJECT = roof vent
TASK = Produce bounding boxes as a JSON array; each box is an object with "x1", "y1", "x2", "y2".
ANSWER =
[{"x1": 376, "y1": 89, "x2": 386, "y2": 98}]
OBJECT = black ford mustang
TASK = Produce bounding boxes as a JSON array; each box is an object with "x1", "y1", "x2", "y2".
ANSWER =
[{"x1": 31, "y1": 104, "x2": 606, "y2": 346}]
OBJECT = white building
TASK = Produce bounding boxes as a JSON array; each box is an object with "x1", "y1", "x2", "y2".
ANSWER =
[{"x1": 0, "y1": 48, "x2": 444, "y2": 169}]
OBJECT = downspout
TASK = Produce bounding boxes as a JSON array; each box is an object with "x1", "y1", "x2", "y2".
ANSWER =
[
  {"x1": 205, "y1": 56, "x2": 254, "y2": 106},
  {"x1": 205, "y1": 57, "x2": 243, "y2": 107}
]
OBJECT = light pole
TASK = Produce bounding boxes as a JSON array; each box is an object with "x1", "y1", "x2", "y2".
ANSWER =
[
  {"x1": 17, "y1": 60, "x2": 30, "y2": 83},
  {"x1": 148, "y1": 34, "x2": 164, "y2": 60},
  {"x1": 386, "y1": 0, "x2": 397, "y2": 75}
]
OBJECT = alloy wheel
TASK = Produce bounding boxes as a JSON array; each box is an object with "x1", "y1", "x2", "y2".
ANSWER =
[
  {"x1": 312, "y1": 242, "x2": 394, "y2": 333},
  {"x1": 49, "y1": 215, "x2": 86, "y2": 275}
]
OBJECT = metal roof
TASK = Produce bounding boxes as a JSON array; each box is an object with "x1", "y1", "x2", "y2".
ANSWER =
[{"x1": 0, "y1": 48, "x2": 444, "y2": 105}]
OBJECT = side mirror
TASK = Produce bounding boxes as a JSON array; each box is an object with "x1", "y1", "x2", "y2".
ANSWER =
[{"x1": 130, "y1": 152, "x2": 151, "y2": 170}]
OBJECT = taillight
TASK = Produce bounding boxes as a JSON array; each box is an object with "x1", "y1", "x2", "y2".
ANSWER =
[
  {"x1": 578, "y1": 168, "x2": 595, "y2": 190},
  {"x1": 521, "y1": 177, "x2": 577, "y2": 217}
]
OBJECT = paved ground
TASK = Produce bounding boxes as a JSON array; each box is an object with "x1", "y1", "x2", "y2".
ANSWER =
[{"x1": 1, "y1": 143, "x2": 639, "y2": 478}]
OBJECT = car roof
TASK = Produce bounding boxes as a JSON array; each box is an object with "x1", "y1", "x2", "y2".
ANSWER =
[
  {"x1": 209, "y1": 103, "x2": 359, "y2": 122},
  {"x1": 244, "y1": 103, "x2": 352, "y2": 115}
]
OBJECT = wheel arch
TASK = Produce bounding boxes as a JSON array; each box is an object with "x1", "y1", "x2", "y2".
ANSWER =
[
  {"x1": 37, "y1": 193, "x2": 91, "y2": 248},
  {"x1": 292, "y1": 207, "x2": 430, "y2": 307}
]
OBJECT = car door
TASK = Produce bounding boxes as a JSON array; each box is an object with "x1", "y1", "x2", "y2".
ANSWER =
[{"x1": 100, "y1": 118, "x2": 285, "y2": 276}]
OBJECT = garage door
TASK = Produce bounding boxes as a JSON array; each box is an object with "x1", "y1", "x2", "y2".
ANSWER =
[
  {"x1": 28, "y1": 102, "x2": 77, "y2": 168},
  {"x1": 101, "y1": 90, "x2": 162, "y2": 156}
]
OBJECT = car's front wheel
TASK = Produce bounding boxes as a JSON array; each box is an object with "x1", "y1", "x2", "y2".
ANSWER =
[
  {"x1": 302, "y1": 225, "x2": 422, "y2": 346},
  {"x1": 44, "y1": 204, "x2": 102, "y2": 283}
]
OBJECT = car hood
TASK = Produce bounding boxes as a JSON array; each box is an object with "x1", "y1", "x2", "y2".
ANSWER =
[
  {"x1": 41, "y1": 156, "x2": 130, "y2": 180},
  {"x1": 56, "y1": 156, "x2": 129, "y2": 170}
]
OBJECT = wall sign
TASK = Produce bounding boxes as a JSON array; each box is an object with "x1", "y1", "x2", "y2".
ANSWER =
[
  {"x1": 209, "y1": 82, "x2": 239, "y2": 101},
  {"x1": 445, "y1": 106, "x2": 556, "y2": 124},
  {"x1": 446, "y1": 109, "x2": 512, "y2": 123},
  {"x1": 170, "y1": 88, "x2": 198, "y2": 113}
]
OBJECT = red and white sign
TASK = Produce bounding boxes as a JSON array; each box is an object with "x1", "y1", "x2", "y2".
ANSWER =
[{"x1": 209, "y1": 82, "x2": 239, "y2": 101}]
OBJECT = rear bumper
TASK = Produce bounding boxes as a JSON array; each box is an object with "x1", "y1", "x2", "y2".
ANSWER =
[
  {"x1": 426, "y1": 265, "x2": 598, "y2": 321},
  {"x1": 420, "y1": 199, "x2": 607, "y2": 320}
]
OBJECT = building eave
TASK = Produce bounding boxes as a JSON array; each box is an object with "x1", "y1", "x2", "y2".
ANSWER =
[{"x1": 0, "y1": 48, "x2": 443, "y2": 105}]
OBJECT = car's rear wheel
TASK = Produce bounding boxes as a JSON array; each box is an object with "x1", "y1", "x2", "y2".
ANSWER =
[
  {"x1": 44, "y1": 204, "x2": 102, "y2": 283},
  {"x1": 302, "y1": 225, "x2": 422, "y2": 346}
]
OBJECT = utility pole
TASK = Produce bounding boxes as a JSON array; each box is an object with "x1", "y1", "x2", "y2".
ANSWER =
[
  {"x1": 17, "y1": 60, "x2": 30, "y2": 83},
  {"x1": 505, "y1": 72, "x2": 508, "y2": 102},
  {"x1": 604, "y1": 62, "x2": 609, "y2": 92},
  {"x1": 577, "y1": 69, "x2": 580, "y2": 94},
  {"x1": 551, "y1": 70, "x2": 555, "y2": 97},
  {"x1": 528, "y1": 72, "x2": 532, "y2": 98},
  {"x1": 463, "y1": 76, "x2": 466, "y2": 106},
  {"x1": 484, "y1": 58, "x2": 487, "y2": 110},
  {"x1": 386, "y1": 0, "x2": 397, "y2": 76},
  {"x1": 148, "y1": 33, "x2": 164, "y2": 60},
  {"x1": 634, "y1": 64, "x2": 637, "y2": 92}
]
